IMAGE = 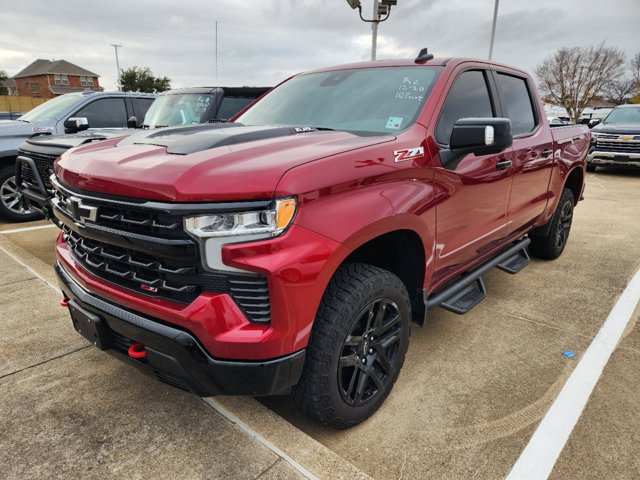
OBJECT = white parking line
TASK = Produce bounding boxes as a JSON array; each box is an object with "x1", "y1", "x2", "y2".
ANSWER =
[
  {"x1": 1, "y1": 224, "x2": 57, "y2": 235},
  {"x1": 507, "y1": 267, "x2": 640, "y2": 480}
]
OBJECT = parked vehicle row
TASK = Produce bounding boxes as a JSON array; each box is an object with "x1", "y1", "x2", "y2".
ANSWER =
[
  {"x1": 11, "y1": 86, "x2": 269, "y2": 221},
  {"x1": 1, "y1": 90, "x2": 155, "y2": 221},
  {"x1": 49, "y1": 51, "x2": 589, "y2": 428},
  {"x1": 587, "y1": 104, "x2": 640, "y2": 171}
]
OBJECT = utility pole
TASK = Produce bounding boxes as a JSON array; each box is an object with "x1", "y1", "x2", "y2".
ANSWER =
[
  {"x1": 371, "y1": 0, "x2": 379, "y2": 61},
  {"x1": 111, "y1": 44, "x2": 122, "y2": 90},
  {"x1": 215, "y1": 21, "x2": 218, "y2": 86},
  {"x1": 345, "y1": 0, "x2": 397, "y2": 62},
  {"x1": 488, "y1": 0, "x2": 499, "y2": 60}
]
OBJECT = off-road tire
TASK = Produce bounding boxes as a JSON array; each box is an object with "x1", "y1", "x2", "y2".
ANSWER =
[
  {"x1": 0, "y1": 164, "x2": 41, "y2": 222},
  {"x1": 293, "y1": 263, "x2": 411, "y2": 429},
  {"x1": 529, "y1": 188, "x2": 574, "y2": 260}
]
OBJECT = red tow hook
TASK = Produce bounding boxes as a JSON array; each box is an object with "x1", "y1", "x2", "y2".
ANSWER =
[
  {"x1": 128, "y1": 342, "x2": 147, "y2": 359},
  {"x1": 60, "y1": 297, "x2": 69, "y2": 307}
]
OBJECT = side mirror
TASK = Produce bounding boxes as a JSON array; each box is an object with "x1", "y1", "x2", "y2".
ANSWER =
[
  {"x1": 588, "y1": 119, "x2": 601, "y2": 128},
  {"x1": 127, "y1": 116, "x2": 138, "y2": 129},
  {"x1": 64, "y1": 117, "x2": 89, "y2": 133},
  {"x1": 441, "y1": 118, "x2": 512, "y2": 169}
]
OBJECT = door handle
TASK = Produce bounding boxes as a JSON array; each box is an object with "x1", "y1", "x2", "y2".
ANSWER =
[
  {"x1": 496, "y1": 159, "x2": 512, "y2": 170},
  {"x1": 542, "y1": 149, "x2": 553, "y2": 158}
]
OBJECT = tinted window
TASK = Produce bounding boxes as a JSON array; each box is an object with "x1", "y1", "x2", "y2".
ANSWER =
[
  {"x1": 73, "y1": 98, "x2": 127, "y2": 128},
  {"x1": 217, "y1": 97, "x2": 255, "y2": 120},
  {"x1": 131, "y1": 98, "x2": 154, "y2": 122},
  {"x1": 496, "y1": 73, "x2": 536, "y2": 135},
  {"x1": 436, "y1": 70, "x2": 494, "y2": 145}
]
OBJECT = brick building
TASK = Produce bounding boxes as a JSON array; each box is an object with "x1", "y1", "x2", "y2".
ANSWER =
[{"x1": 9, "y1": 59, "x2": 103, "y2": 99}]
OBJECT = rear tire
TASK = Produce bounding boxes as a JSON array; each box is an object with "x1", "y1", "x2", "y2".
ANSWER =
[
  {"x1": 529, "y1": 188, "x2": 574, "y2": 260},
  {"x1": 293, "y1": 263, "x2": 411, "y2": 429},
  {"x1": 0, "y1": 164, "x2": 41, "y2": 222}
]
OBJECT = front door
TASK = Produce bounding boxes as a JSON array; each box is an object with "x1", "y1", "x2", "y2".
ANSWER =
[{"x1": 430, "y1": 69, "x2": 514, "y2": 285}]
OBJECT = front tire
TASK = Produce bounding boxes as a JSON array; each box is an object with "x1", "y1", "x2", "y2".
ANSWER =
[
  {"x1": 529, "y1": 188, "x2": 574, "y2": 260},
  {"x1": 293, "y1": 263, "x2": 411, "y2": 429},
  {"x1": 0, "y1": 164, "x2": 41, "y2": 222}
]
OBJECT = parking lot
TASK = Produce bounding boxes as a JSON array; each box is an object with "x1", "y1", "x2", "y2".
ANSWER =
[{"x1": 1, "y1": 168, "x2": 639, "y2": 479}]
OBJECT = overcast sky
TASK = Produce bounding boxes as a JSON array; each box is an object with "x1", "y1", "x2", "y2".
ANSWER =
[{"x1": 1, "y1": 0, "x2": 639, "y2": 90}]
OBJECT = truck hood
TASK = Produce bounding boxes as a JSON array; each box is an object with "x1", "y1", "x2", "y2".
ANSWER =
[
  {"x1": 0, "y1": 120, "x2": 54, "y2": 137},
  {"x1": 55, "y1": 124, "x2": 395, "y2": 201},
  {"x1": 592, "y1": 124, "x2": 640, "y2": 135},
  {"x1": 25, "y1": 129, "x2": 134, "y2": 150}
]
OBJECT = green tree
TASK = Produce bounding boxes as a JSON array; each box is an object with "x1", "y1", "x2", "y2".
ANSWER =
[
  {"x1": 120, "y1": 67, "x2": 171, "y2": 93},
  {"x1": 0, "y1": 70, "x2": 8, "y2": 95}
]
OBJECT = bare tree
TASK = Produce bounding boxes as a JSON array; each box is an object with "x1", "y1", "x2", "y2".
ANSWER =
[
  {"x1": 535, "y1": 44, "x2": 625, "y2": 122},
  {"x1": 631, "y1": 53, "x2": 640, "y2": 87},
  {"x1": 603, "y1": 78, "x2": 637, "y2": 105}
]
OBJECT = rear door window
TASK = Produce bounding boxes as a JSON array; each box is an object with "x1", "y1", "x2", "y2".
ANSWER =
[
  {"x1": 73, "y1": 98, "x2": 128, "y2": 128},
  {"x1": 495, "y1": 73, "x2": 537, "y2": 136},
  {"x1": 436, "y1": 70, "x2": 495, "y2": 145}
]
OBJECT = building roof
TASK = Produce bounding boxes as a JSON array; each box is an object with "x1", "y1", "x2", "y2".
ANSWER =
[{"x1": 13, "y1": 59, "x2": 99, "y2": 78}]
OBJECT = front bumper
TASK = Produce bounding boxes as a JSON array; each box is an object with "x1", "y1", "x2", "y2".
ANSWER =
[
  {"x1": 56, "y1": 262, "x2": 305, "y2": 396},
  {"x1": 587, "y1": 149, "x2": 640, "y2": 167}
]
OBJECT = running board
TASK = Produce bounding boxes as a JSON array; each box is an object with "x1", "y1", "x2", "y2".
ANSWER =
[
  {"x1": 496, "y1": 248, "x2": 530, "y2": 274},
  {"x1": 425, "y1": 237, "x2": 531, "y2": 315},
  {"x1": 440, "y1": 278, "x2": 486, "y2": 314}
]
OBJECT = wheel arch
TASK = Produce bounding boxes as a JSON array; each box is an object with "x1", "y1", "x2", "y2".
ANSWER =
[{"x1": 564, "y1": 166, "x2": 584, "y2": 204}]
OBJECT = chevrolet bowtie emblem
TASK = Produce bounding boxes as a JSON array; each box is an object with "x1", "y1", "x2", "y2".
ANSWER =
[
  {"x1": 68, "y1": 196, "x2": 98, "y2": 224},
  {"x1": 620, "y1": 135, "x2": 632, "y2": 141}
]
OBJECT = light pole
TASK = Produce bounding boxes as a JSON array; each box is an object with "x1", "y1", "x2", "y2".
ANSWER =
[
  {"x1": 346, "y1": 0, "x2": 398, "y2": 61},
  {"x1": 488, "y1": 0, "x2": 499, "y2": 60},
  {"x1": 111, "y1": 44, "x2": 122, "y2": 90}
]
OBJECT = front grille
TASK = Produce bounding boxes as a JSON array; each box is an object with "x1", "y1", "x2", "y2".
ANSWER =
[
  {"x1": 17, "y1": 149, "x2": 58, "y2": 191},
  {"x1": 54, "y1": 180, "x2": 271, "y2": 322},
  {"x1": 62, "y1": 225, "x2": 217, "y2": 303},
  {"x1": 596, "y1": 138, "x2": 640, "y2": 153}
]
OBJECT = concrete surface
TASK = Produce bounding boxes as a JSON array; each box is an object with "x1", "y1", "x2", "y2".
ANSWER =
[
  {"x1": 262, "y1": 168, "x2": 640, "y2": 479},
  {"x1": 1, "y1": 167, "x2": 639, "y2": 479},
  {"x1": 0, "y1": 238, "x2": 369, "y2": 480}
]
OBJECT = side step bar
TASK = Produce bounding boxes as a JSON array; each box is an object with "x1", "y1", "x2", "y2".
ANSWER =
[{"x1": 425, "y1": 237, "x2": 531, "y2": 315}]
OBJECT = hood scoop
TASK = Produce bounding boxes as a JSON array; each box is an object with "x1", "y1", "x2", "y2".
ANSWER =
[{"x1": 117, "y1": 123, "x2": 322, "y2": 155}]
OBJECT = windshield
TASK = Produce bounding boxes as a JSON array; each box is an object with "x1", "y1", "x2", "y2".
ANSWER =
[
  {"x1": 19, "y1": 94, "x2": 83, "y2": 123},
  {"x1": 236, "y1": 66, "x2": 442, "y2": 134},
  {"x1": 143, "y1": 93, "x2": 216, "y2": 128},
  {"x1": 603, "y1": 107, "x2": 640, "y2": 125}
]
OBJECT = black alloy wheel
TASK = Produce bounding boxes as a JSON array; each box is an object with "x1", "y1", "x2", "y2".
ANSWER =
[
  {"x1": 338, "y1": 298, "x2": 403, "y2": 407},
  {"x1": 293, "y1": 263, "x2": 411, "y2": 429}
]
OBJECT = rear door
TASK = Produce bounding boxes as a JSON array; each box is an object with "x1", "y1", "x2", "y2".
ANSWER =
[
  {"x1": 430, "y1": 68, "x2": 514, "y2": 282},
  {"x1": 493, "y1": 70, "x2": 554, "y2": 232}
]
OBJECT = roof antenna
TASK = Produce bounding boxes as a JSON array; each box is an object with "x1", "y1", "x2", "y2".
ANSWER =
[{"x1": 415, "y1": 48, "x2": 434, "y2": 64}]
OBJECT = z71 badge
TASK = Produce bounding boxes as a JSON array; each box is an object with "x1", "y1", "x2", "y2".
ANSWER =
[{"x1": 394, "y1": 146, "x2": 424, "y2": 163}]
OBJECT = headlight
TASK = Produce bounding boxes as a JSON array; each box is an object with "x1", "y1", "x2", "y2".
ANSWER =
[
  {"x1": 184, "y1": 198, "x2": 296, "y2": 238},
  {"x1": 184, "y1": 197, "x2": 297, "y2": 272}
]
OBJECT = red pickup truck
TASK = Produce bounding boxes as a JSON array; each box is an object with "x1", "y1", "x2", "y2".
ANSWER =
[{"x1": 52, "y1": 51, "x2": 589, "y2": 428}]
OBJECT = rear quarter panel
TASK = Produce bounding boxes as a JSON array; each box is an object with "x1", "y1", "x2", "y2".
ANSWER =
[{"x1": 537, "y1": 125, "x2": 589, "y2": 226}]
